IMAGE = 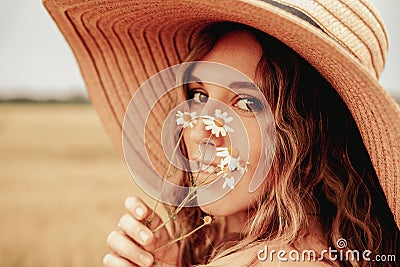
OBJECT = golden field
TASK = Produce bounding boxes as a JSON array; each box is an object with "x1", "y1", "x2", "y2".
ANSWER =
[{"x1": 0, "y1": 103, "x2": 149, "y2": 267}]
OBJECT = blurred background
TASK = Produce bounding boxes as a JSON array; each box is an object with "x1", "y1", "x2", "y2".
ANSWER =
[{"x1": 0, "y1": 1, "x2": 399, "y2": 267}]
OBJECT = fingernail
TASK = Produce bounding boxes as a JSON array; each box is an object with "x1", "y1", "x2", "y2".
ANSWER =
[
  {"x1": 136, "y1": 206, "x2": 145, "y2": 218},
  {"x1": 139, "y1": 253, "x2": 153, "y2": 266},
  {"x1": 139, "y1": 230, "x2": 152, "y2": 243}
]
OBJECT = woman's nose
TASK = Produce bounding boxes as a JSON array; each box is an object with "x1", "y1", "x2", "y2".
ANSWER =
[{"x1": 187, "y1": 117, "x2": 226, "y2": 148}]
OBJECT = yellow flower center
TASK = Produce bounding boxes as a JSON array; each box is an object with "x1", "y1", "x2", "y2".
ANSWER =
[
  {"x1": 228, "y1": 147, "x2": 240, "y2": 158},
  {"x1": 203, "y1": 216, "x2": 212, "y2": 225},
  {"x1": 183, "y1": 114, "x2": 192, "y2": 122},
  {"x1": 214, "y1": 118, "x2": 225, "y2": 128}
]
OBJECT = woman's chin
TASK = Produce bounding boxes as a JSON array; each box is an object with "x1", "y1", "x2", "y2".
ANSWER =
[
  {"x1": 199, "y1": 203, "x2": 226, "y2": 216},
  {"x1": 198, "y1": 197, "x2": 238, "y2": 217}
]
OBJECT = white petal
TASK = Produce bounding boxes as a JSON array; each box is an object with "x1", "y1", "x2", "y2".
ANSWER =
[
  {"x1": 228, "y1": 161, "x2": 237, "y2": 171},
  {"x1": 228, "y1": 178, "x2": 234, "y2": 189},
  {"x1": 203, "y1": 119, "x2": 213, "y2": 125},
  {"x1": 217, "y1": 165, "x2": 226, "y2": 173},
  {"x1": 219, "y1": 128, "x2": 227, "y2": 136},
  {"x1": 205, "y1": 125, "x2": 214, "y2": 131},
  {"x1": 224, "y1": 125, "x2": 234, "y2": 133},
  {"x1": 203, "y1": 115, "x2": 214, "y2": 120},
  {"x1": 216, "y1": 151, "x2": 229, "y2": 157},
  {"x1": 221, "y1": 157, "x2": 231, "y2": 166},
  {"x1": 223, "y1": 177, "x2": 235, "y2": 189},
  {"x1": 225, "y1": 116, "x2": 233, "y2": 123}
]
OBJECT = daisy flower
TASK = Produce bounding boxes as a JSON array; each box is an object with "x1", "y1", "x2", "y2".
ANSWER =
[
  {"x1": 216, "y1": 164, "x2": 229, "y2": 177},
  {"x1": 216, "y1": 167, "x2": 234, "y2": 190},
  {"x1": 202, "y1": 109, "x2": 233, "y2": 137},
  {"x1": 203, "y1": 216, "x2": 213, "y2": 225},
  {"x1": 216, "y1": 146, "x2": 241, "y2": 171},
  {"x1": 222, "y1": 175, "x2": 235, "y2": 190},
  {"x1": 237, "y1": 159, "x2": 250, "y2": 174},
  {"x1": 176, "y1": 111, "x2": 197, "y2": 128}
]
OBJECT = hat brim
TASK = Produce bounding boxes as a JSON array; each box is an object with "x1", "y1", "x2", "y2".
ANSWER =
[{"x1": 43, "y1": 0, "x2": 400, "y2": 227}]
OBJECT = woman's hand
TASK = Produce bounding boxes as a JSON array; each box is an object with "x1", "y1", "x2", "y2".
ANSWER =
[{"x1": 103, "y1": 196, "x2": 179, "y2": 267}]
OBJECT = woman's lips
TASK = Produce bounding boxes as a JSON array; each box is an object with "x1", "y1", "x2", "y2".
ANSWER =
[
  {"x1": 200, "y1": 163, "x2": 219, "y2": 173},
  {"x1": 194, "y1": 164, "x2": 221, "y2": 186}
]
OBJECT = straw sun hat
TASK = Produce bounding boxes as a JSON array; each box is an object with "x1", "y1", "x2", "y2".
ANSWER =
[{"x1": 44, "y1": 0, "x2": 400, "y2": 227}]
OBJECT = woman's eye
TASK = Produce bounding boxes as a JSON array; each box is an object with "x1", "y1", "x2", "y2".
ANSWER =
[
  {"x1": 191, "y1": 91, "x2": 208, "y2": 104},
  {"x1": 235, "y1": 97, "x2": 263, "y2": 112}
]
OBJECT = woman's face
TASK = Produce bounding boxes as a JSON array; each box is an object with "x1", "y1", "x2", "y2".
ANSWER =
[{"x1": 183, "y1": 30, "x2": 267, "y2": 216}]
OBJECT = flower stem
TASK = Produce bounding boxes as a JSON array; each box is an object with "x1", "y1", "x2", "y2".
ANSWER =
[
  {"x1": 153, "y1": 168, "x2": 221, "y2": 233},
  {"x1": 153, "y1": 187, "x2": 196, "y2": 233},
  {"x1": 149, "y1": 129, "x2": 185, "y2": 223},
  {"x1": 153, "y1": 218, "x2": 212, "y2": 252},
  {"x1": 195, "y1": 166, "x2": 220, "y2": 187}
]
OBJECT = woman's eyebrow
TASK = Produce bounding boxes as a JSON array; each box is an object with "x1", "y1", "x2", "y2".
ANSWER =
[
  {"x1": 188, "y1": 75, "x2": 257, "y2": 90},
  {"x1": 186, "y1": 75, "x2": 204, "y2": 86},
  {"x1": 229, "y1": 81, "x2": 258, "y2": 90}
]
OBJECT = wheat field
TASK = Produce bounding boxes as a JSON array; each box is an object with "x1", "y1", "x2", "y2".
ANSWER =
[{"x1": 0, "y1": 103, "x2": 150, "y2": 267}]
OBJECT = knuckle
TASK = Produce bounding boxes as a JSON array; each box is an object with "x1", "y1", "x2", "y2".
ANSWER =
[
  {"x1": 119, "y1": 214, "x2": 153, "y2": 245},
  {"x1": 105, "y1": 230, "x2": 153, "y2": 266},
  {"x1": 119, "y1": 213, "x2": 138, "y2": 234},
  {"x1": 119, "y1": 213, "x2": 133, "y2": 227},
  {"x1": 126, "y1": 243, "x2": 151, "y2": 266}
]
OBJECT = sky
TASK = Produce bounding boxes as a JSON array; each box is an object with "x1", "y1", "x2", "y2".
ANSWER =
[{"x1": 0, "y1": 0, "x2": 399, "y2": 100}]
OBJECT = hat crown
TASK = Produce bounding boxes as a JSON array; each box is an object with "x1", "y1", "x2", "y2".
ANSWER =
[{"x1": 270, "y1": 0, "x2": 388, "y2": 78}]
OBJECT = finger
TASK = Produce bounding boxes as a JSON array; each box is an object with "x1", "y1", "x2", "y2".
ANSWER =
[
  {"x1": 107, "y1": 230, "x2": 154, "y2": 267},
  {"x1": 118, "y1": 213, "x2": 154, "y2": 246},
  {"x1": 124, "y1": 196, "x2": 163, "y2": 228},
  {"x1": 123, "y1": 196, "x2": 174, "y2": 251},
  {"x1": 124, "y1": 196, "x2": 149, "y2": 221},
  {"x1": 103, "y1": 253, "x2": 138, "y2": 267}
]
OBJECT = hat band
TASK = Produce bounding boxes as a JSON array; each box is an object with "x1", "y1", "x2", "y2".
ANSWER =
[
  {"x1": 263, "y1": 0, "x2": 322, "y2": 30},
  {"x1": 262, "y1": 0, "x2": 387, "y2": 78}
]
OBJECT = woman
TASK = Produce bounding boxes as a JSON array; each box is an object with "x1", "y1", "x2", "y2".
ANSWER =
[
  {"x1": 43, "y1": 1, "x2": 399, "y2": 266},
  {"x1": 106, "y1": 23, "x2": 399, "y2": 267}
]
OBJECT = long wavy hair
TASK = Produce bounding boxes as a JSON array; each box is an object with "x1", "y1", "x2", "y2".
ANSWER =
[{"x1": 171, "y1": 22, "x2": 399, "y2": 267}]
